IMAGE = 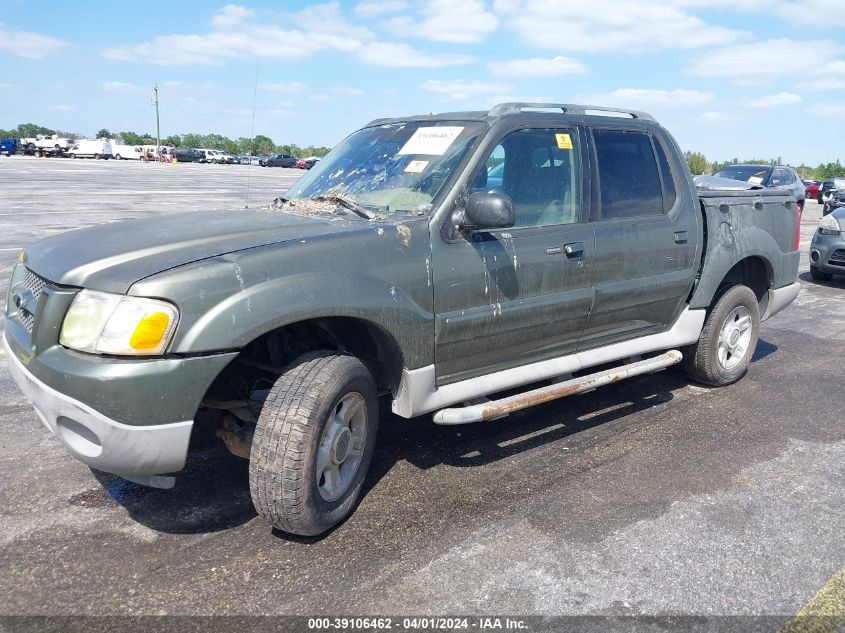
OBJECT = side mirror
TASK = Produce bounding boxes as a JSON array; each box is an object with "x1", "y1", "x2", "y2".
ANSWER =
[{"x1": 462, "y1": 190, "x2": 515, "y2": 231}]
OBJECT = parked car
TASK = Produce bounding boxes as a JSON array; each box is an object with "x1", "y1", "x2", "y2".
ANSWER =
[
  {"x1": 818, "y1": 178, "x2": 845, "y2": 204},
  {"x1": 111, "y1": 143, "x2": 143, "y2": 160},
  {"x1": 304, "y1": 156, "x2": 320, "y2": 169},
  {"x1": 0, "y1": 138, "x2": 19, "y2": 155},
  {"x1": 263, "y1": 153, "x2": 297, "y2": 168},
  {"x1": 803, "y1": 179, "x2": 821, "y2": 200},
  {"x1": 712, "y1": 164, "x2": 806, "y2": 210},
  {"x1": 5, "y1": 102, "x2": 800, "y2": 536},
  {"x1": 819, "y1": 178, "x2": 845, "y2": 215},
  {"x1": 173, "y1": 148, "x2": 204, "y2": 163},
  {"x1": 810, "y1": 207, "x2": 845, "y2": 280},
  {"x1": 68, "y1": 139, "x2": 113, "y2": 159},
  {"x1": 197, "y1": 149, "x2": 227, "y2": 164}
]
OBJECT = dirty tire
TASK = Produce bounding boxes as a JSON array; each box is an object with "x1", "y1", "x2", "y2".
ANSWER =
[
  {"x1": 810, "y1": 266, "x2": 832, "y2": 282},
  {"x1": 682, "y1": 285, "x2": 760, "y2": 387},
  {"x1": 249, "y1": 351, "x2": 378, "y2": 536}
]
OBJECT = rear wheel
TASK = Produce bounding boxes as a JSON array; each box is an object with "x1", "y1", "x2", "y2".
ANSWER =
[
  {"x1": 115, "y1": 154, "x2": 122, "y2": 160},
  {"x1": 249, "y1": 351, "x2": 378, "y2": 536},
  {"x1": 683, "y1": 285, "x2": 760, "y2": 387},
  {"x1": 810, "y1": 266, "x2": 832, "y2": 281}
]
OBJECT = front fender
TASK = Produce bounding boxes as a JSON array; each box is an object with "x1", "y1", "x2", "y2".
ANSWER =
[{"x1": 129, "y1": 223, "x2": 435, "y2": 368}]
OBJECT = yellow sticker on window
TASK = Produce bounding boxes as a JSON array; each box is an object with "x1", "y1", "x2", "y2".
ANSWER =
[
  {"x1": 404, "y1": 160, "x2": 429, "y2": 173},
  {"x1": 555, "y1": 133, "x2": 573, "y2": 150}
]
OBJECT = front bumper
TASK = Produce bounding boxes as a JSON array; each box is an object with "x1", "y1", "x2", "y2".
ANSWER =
[
  {"x1": 810, "y1": 230, "x2": 845, "y2": 275},
  {"x1": 5, "y1": 333, "x2": 205, "y2": 487}
]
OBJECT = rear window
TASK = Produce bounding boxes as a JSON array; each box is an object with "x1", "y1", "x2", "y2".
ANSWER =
[{"x1": 593, "y1": 129, "x2": 663, "y2": 220}]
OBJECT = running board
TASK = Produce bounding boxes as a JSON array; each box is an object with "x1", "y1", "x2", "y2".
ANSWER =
[{"x1": 432, "y1": 350, "x2": 683, "y2": 425}]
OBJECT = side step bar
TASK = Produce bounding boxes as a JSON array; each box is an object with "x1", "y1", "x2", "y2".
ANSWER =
[{"x1": 432, "y1": 350, "x2": 683, "y2": 425}]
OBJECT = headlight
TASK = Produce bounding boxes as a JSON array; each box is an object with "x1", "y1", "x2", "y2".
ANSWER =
[
  {"x1": 59, "y1": 290, "x2": 178, "y2": 355},
  {"x1": 818, "y1": 215, "x2": 841, "y2": 236}
]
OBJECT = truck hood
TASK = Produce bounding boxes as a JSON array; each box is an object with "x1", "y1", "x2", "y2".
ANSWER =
[{"x1": 23, "y1": 209, "x2": 360, "y2": 294}]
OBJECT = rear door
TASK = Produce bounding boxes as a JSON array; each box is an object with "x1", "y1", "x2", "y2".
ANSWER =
[
  {"x1": 432, "y1": 125, "x2": 595, "y2": 384},
  {"x1": 578, "y1": 127, "x2": 698, "y2": 350}
]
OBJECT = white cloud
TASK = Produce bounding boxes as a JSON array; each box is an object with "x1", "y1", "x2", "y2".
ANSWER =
[
  {"x1": 689, "y1": 38, "x2": 844, "y2": 83},
  {"x1": 331, "y1": 86, "x2": 364, "y2": 96},
  {"x1": 354, "y1": 0, "x2": 408, "y2": 17},
  {"x1": 358, "y1": 42, "x2": 474, "y2": 68},
  {"x1": 493, "y1": 1, "x2": 743, "y2": 52},
  {"x1": 576, "y1": 88, "x2": 714, "y2": 110},
  {"x1": 694, "y1": 111, "x2": 738, "y2": 125},
  {"x1": 677, "y1": 0, "x2": 838, "y2": 26},
  {"x1": 807, "y1": 102, "x2": 845, "y2": 120},
  {"x1": 102, "y1": 81, "x2": 141, "y2": 91},
  {"x1": 490, "y1": 55, "x2": 587, "y2": 77},
  {"x1": 101, "y1": 2, "x2": 472, "y2": 68},
  {"x1": 0, "y1": 24, "x2": 67, "y2": 59},
  {"x1": 261, "y1": 81, "x2": 306, "y2": 93},
  {"x1": 211, "y1": 5, "x2": 256, "y2": 28},
  {"x1": 423, "y1": 79, "x2": 513, "y2": 101},
  {"x1": 384, "y1": 0, "x2": 499, "y2": 43},
  {"x1": 743, "y1": 92, "x2": 802, "y2": 109}
]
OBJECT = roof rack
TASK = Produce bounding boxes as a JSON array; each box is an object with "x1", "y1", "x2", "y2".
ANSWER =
[{"x1": 487, "y1": 102, "x2": 656, "y2": 122}]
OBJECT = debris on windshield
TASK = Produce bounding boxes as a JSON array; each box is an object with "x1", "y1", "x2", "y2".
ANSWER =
[{"x1": 267, "y1": 195, "x2": 365, "y2": 218}]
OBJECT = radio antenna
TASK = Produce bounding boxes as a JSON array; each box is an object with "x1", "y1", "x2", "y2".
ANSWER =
[{"x1": 245, "y1": 61, "x2": 259, "y2": 208}]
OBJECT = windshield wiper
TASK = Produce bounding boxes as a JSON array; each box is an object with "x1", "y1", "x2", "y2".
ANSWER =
[{"x1": 310, "y1": 195, "x2": 375, "y2": 219}]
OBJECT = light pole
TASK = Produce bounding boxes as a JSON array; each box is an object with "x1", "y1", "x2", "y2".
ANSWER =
[{"x1": 153, "y1": 84, "x2": 161, "y2": 162}]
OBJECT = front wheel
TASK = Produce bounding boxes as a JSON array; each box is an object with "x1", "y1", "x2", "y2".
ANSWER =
[
  {"x1": 249, "y1": 351, "x2": 379, "y2": 536},
  {"x1": 114, "y1": 154, "x2": 122, "y2": 160},
  {"x1": 683, "y1": 285, "x2": 760, "y2": 387}
]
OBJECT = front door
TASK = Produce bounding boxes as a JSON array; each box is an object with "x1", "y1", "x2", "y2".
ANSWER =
[{"x1": 431, "y1": 126, "x2": 596, "y2": 385}]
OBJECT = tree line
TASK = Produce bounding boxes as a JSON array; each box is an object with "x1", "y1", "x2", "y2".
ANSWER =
[
  {"x1": 0, "y1": 123, "x2": 331, "y2": 158},
  {"x1": 684, "y1": 150, "x2": 843, "y2": 181}
]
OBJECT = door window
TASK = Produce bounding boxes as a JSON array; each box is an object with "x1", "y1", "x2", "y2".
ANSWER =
[
  {"x1": 474, "y1": 129, "x2": 581, "y2": 227},
  {"x1": 653, "y1": 138, "x2": 677, "y2": 212},
  {"x1": 593, "y1": 129, "x2": 664, "y2": 220}
]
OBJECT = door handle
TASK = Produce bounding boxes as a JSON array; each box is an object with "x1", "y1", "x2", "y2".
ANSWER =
[
  {"x1": 564, "y1": 242, "x2": 585, "y2": 258},
  {"x1": 674, "y1": 231, "x2": 688, "y2": 244}
]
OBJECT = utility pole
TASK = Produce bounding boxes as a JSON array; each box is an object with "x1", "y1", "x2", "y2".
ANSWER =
[{"x1": 153, "y1": 84, "x2": 161, "y2": 162}]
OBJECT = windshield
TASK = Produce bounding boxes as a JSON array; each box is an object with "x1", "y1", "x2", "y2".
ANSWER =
[
  {"x1": 713, "y1": 166, "x2": 771, "y2": 185},
  {"x1": 285, "y1": 121, "x2": 485, "y2": 215}
]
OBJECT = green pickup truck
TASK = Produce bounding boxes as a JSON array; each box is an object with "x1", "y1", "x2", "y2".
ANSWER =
[{"x1": 5, "y1": 103, "x2": 800, "y2": 535}]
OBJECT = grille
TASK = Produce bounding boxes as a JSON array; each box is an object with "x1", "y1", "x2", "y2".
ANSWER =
[
  {"x1": 829, "y1": 249, "x2": 845, "y2": 267},
  {"x1": 16, "y1": 267, "x2": 49, "y2": 332}
]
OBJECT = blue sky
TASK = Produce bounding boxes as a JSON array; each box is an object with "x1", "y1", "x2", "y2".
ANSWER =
[{"x1": 1, "y1": 0, "x2": 843, "y2": 164}]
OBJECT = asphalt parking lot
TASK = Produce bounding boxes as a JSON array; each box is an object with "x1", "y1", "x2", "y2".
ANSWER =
[{"x1": 0, "y1": 157, "x2": 843, "y2": 625}]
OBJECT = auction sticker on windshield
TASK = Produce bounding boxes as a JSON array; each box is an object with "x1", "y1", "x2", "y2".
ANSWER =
[
  {"x1": 555, "y1": 133, "x2": 573, "y2": 150},
  {"x1": 398, "y1": 127, "x2": 464, "y2": 155}
]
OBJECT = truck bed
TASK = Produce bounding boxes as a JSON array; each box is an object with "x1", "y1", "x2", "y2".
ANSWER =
[{"x1": 690, "y1": 188, "x2": 800, "y2": 310}]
